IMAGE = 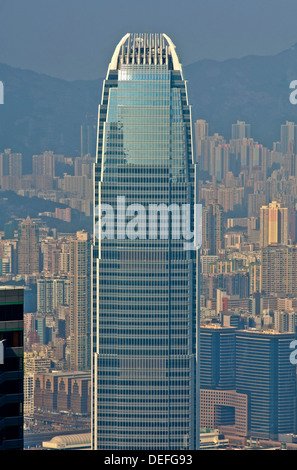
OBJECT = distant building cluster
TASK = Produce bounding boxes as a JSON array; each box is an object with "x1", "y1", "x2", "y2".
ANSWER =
[
  {"x1": 0, "y1": 134, "x2": 94, "y2": 437},
  {"x1": 1, "y1": 116, "x2": 297, "y2": 447},
  {"x1": 197, "y1": 118, "x2": 297, "y2": 444},
  {"x1": 0, "y1": 212, "x2": 91, "y2": 431},
  {"x1": 0, "y1": 148, "x2": 94, "y2": 216},
  {"x1": 1, "y1": 116, "x2": 297, "y2": 448},
  {"x1": 197, "y1": 119, "x2": 297, "y2": 318}
]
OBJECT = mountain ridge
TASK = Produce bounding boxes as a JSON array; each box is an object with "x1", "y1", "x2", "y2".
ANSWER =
[{"x1": 1, "y1": 43, "x2": 297, "y2": 168}]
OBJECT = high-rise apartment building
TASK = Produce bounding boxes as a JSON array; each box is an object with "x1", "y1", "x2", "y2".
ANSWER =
[
  {"x1": 0, "y1": 287, "x2": 24, "y2": 450},
  {"x1": 194, "y1": 119, "x2": 208, "y2": 160},
  {"x1": 202, "y1": 202, "x2": 224, "y2": 255},
  {"x1": 0, "y1": 149, "x2": 22, "y2": 190},
  {"x1": 231, "y1": 120, "x2": 251, "y2": 140},
  {"x1": 0, "y1": 151, "x2": 9, "y2": 187},
  {"x1": 17, "y1": 217, "x2": 41, "y2": 275},
  {"x1": 69, "y1": 231, "x2": 91, "y2": 372},
  {"x1": 199, "y1": 133, "x2": 225, "y2": 176},
  {"x1": 32, "y1": 150, "x2": 56, "y2": 178},
  {"x1": 41, "y1": 238, "x2": 61, "y2": 274},
  {"x1": 261, "y1": 245, "x2": 297, "y2": 295},
  {"x1": 0, "y1": 240, "x2": 17, "y2": 275},
  {"x1": 8, "y1": 152, "x2": 22, "y2": 178},
  {"x1": 280, "y1": 121, "x2": 297, "y2": 154},
  {"x1": 249, "y1": 261, "x2": 262, "y2": 294},
  {"x1": 274, "y1": 310, "x2": 296, "y2": 333},
  {"x1": 0, "y1": 149, "x2": 22, "y2": 178},
  {"x1": 37, "y1": 278, "x2": 69, "y2": 314},
  {"x1": 260, "y1": 201, "x2": 288, "y2": 247},
  {"x1": 59, "y1": 241, "x2": 70, "y2": 275},
  {"x1": 92, "y1": 33, "x2": 200, "y2": 450},
  {"x1": 24, "y1": 374, "x2": 34, "y2": 423}
]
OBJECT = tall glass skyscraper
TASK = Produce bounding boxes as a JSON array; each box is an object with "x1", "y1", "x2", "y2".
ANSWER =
[{"x1": 92, "y1": 33, "x2": 200, "y2": 450}]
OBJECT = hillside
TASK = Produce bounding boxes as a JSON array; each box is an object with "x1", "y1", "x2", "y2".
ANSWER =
[{"x1": 1, "y1": 43, "x2": 297, "y2": 168}]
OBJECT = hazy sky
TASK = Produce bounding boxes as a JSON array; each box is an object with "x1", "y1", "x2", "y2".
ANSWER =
[{"x1": 1, "y1": 0, "x2": 297, "y2": 80}]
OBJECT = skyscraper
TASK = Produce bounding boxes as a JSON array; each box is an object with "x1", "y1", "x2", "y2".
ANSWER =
[
  {"x1": 200, "y1": 324, "x2": 248, "y2": 439},
  {"x1": 236, "y1": 329, "x2": 296, "y2": 439},
  {"x1": 200, "y1": 324, "x2": 235, "y2": 390},
  {"x1": 92, "y1": 33, "x2": 200, "y2": 450}
]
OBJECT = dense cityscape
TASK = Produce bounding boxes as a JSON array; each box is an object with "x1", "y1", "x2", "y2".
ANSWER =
[{"x1": 1, "y1": 26, "x2": 297, "y2": 453}]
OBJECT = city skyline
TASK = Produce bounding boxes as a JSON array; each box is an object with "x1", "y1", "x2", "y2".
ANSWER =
[
  {"x1": 1, "y1": 87, "x2": 297, "y2": 449},
  {"x1": 2, "y1": 2, "x2": 297, "y2": 452}
]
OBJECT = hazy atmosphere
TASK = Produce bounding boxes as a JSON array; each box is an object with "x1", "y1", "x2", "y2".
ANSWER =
[
  {"x1": 2, "y1": 0, "x2": 297, "y2": 454},
  {"x1": 1, "y1": 0, "x2": 297, "y2": 80}
]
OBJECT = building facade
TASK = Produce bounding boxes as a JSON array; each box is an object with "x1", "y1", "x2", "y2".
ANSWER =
[
  {"x1": 200, "y1": 325, "x2": 236, "y2": 390},
  {"x1": 92, "y1": 33, "x2": 200, "y2": 450},
  {"x1": 200, "y1": 389, "x2": 248, "y2": 438},
  {"x1": 236, "y1": 329, "x2": 297, "y2": 439},
  {"x1": 0, "y1": 287, "x2": 24, "y2": 450},
  {"x1": 261, "y1": 245, "x2": 297, "y2": 295}
]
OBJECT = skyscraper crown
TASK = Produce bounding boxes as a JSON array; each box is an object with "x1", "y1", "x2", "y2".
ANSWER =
[{"x1": 109, "y1": 33, "x2": 182, "y2": 71}]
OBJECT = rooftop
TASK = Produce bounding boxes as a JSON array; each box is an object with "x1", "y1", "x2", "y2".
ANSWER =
[{"x1": 0, "y1": 286, "x2": 24, "y2": 290}]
